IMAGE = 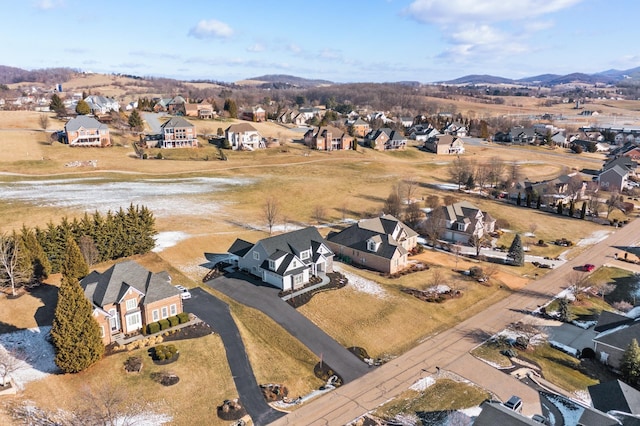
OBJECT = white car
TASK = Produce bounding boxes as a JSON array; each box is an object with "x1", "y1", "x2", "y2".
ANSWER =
[{"x1": 174, "y1": 285, "x2": 191, "y2": 300}]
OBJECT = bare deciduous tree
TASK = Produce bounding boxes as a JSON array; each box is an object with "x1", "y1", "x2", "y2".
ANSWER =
[
  {"x1": 566, "y1": 174, "x2": 585, "y2": 201},
  {"x1": 430, "y1": 268, "x2": 446, "y2": 288},
  {"x1": 488, "y1": 156, "x2": 506, "y2": 188},
  {"x1": 448, "y1": 156, "x2": 471, "y2": 190},
  {"x1": 424, "y1": 207, "x2": 445, "y2": 247},
  {"x1": 401, "y1": 176, "x2": 419, "y2": 204},
  {"x1": 0, "y1": 347, "x2": 26, "y2": 387},
  {"x1": 469, "y1": 233, "x2": 487, "y2": 257},
  {"x1": 567, "y1": 271, "x2": 590, "y2": 302},
  {"x1": 312, "y1": 204, "x2": 326, "y2": 224},
  {"x1": 263, "y1": 196, "x2": 279, "y2": 235},
  {"x1": 606, "y1": 192, "x2": 621, "y2": 219},
  {"x1": 38, "y1": 114, "x2": 49, "y2": 131},
  {"x1": 475, "y1": 163, "x2": 490, "y2": 193},
  {"x1": 78, "y1": 235, "x2": 100, "y2": 267},
  {"x1": 0, "y1": 234, "x2": 30, "y2": 297},
  {"x1": 425, "y1": 195, "x2": 440, "y2": 210}
]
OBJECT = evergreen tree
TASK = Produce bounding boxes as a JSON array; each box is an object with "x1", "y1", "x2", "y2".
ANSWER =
[
  {"x1": 50, "y1": 274, "x2": 104, "y2": 373},
  {"x1": 557, "y1": 203, "x2": 563, "y2": 215},
  {"x1": 536, "y1": 195, "x2": 542, "y2": 209},
  {"x1": 580, "y1": 202, "x2": 587, "y2": 219},
  {"x1": 558, "y1": 298, "x2": 570, "y2": 322},
  {"x1": 526, "y1": 192, "x2": 531, "y2": 208},
  {"x1": 62, "y1": 236, "x2": 88, "y2": 281},
  {"x1": 128, "y1": 109, "x2": 143, "y2": 131},
  {"x1": 507, "y1": 234, "x2": 525, "y2": 266},
  {"x1": 49, "y1": 94, "x2": 66, "y2": 116},
  {"x1": 223, "y1": 98, "x2": 237, "y2": 118},
  {"x1": 569, "y1": 201, "x2": 575, "y2": 217},
  {"x1": 20, "y1": 226, "x2": 50, "y2": 282},
  {"x1": 75, "y1": 100, "x2": 91, "y2": 115},
  {"x1": 516, "y1": 192, "x2": 521, "y2": 206},
  {"x1": 621, "y1": 339, "x2": 640, "y2": 384}
]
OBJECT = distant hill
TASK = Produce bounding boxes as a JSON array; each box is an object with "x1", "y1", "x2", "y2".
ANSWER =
[
  {"x1": 440, "y1": 67, "x2": 640, "y2": 86},
  {"x1": 0, "y1": 65, "x2": 75, "y2": 85},
  {"x1": 244, "y1": 74, "x2": 334, "y2": 88}
]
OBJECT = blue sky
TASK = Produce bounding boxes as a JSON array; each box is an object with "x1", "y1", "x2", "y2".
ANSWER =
[{"x1": 3, "y1": 0, "x2": 638, "y2": 83}]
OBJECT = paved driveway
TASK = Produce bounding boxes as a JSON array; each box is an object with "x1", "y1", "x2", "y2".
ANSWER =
[
  {"x1": 184, "y1": 288, "x2": 285, "y2": 426},
  {"x1": 206, "y1": 274, "x2": 371, "y2": 383}
]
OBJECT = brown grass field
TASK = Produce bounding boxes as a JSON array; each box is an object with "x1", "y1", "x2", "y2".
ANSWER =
[{"x1": 1, "y1": 98, "x2": 639, "y2": 422}]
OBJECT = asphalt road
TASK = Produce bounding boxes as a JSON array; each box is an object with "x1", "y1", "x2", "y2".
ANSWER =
[
  {"x1": 184, "y1": 288, "x2": 285, "y2": 426},
  {"x1": 206, "y1": 274, "x2": 371, "y2": 383},
  {"x1": 269, "y1": 219, "x2": 640, "y2": 425}
]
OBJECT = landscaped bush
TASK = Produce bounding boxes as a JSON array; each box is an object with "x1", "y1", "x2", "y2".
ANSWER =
[
  {"x1": 168, "y1": 316, "x2": 179, "y2": 327},
  {"x1": 177, "y1": 312, "x2": 189, "y2": 324},
  {"x1": 147, "y1": 322, "x2": 160, "y2": 335},
  {"x1": 152, "y1": 344, "x2": 178, "y2": 361},
  {"x1": 469, "y1": 266, "x2": 484, "y2": 279},
  {"x1": 159, "y1": 319, "x2": 170, "y2": 331}
]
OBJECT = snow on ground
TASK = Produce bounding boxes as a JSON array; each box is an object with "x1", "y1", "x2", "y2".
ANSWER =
[
  {"x1": 571, "y1": 320, "x2": 597, "y2": 330},
  {"x1": 576, "y1": 230, "x2": 611, "y2": 247},
  {"x1": 555, "y1": 288, "x2": 576, "y2": 301},
  {"x1": 549, "y1": 340, "x2": 579, "y2": 357},
  {"x1": 409, "y1": 376, "x2": 435, "y2": 391},
  {"x1": 116, "y1": 413, "x2": 173, "y2": 425},
  {"x1": 543, "y1": 394, "x2": 585, "y2": 426},
  {"x1": 152, "y1": 231, "x2": 189, "y2": 252},
  {"x1": 0, "y1": 177, "x2": 252, "y2": 218},
  {"x1": 334, "y1": 265, "x2": 387, "y2": 298},
  {"x1": 426, "y1": 285, "x2": 451, "y2": 294},
  {"x1": 0, "y1": 326, "x2": 57, "y2": 389},
  {"x1": 433, "y1": 183, "x2": 459, "y2": 191},
  {"x1": 627, "y1": 306, "x2": 640, "y2": 318}
]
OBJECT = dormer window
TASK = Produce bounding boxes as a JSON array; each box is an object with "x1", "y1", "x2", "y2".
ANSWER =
[
  {"x1": 457, "y1": 222, "x2": 466, "y2": 231},
  {"x1": 268, "y1": 259, "x2": 276, "y2": 270},
  {"x1": 300, "y1": 250, "x2": 310, "y2": 260},
  {"x1": 367, "y1": 239, "x2": 381, "y2": 252}
]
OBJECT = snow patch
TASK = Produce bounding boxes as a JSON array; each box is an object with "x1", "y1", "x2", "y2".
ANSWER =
[
  {"x1": 335, "y1": 265, "x2": 387, "y2": 298},
  {"x1": 549, "y1": 340, "x2": 579, "y2": 357},
  {"x1": 627, "y1": 306, "x2": 640, "y2": 319},
  {"x1": 409, "y1": 376, "x2": 435, "y2": 391},
  {"x1": 152, "y1": 231, "x2": 189, "y2": 252},
  {"x1": 0, "y1": 326, "x2": 58, "y2": 388},
  {"x1": 576, "y1": 230, "x2": 611, "y2": 247}
]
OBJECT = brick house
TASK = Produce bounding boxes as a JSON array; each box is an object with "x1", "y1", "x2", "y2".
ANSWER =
[
  {"x1": 326, "y1": 215, "x2": 418, "y2": 274},
  {"x1": 160, "y1": 116, "x2": 198, "y2": 148},
  {"x1": 304, "y1": 125, "x2": 353, "y2": 150},
  {"x1": 185, "y1": 102, "x2": 214, "y2": 119},
  {"x1": 64, "y1": 115, "x2": 111, "y2": 147},
  {"x1": 81, "y1": 260, "x2": 183, "y2": 345}
]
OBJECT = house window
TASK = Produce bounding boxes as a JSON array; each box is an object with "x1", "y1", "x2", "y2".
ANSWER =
[
  {"x1": 300, "y1": 250, "x2": 310, "y2": 260},
  {"x1": 126, "y1": 312, "x2": 141, "y2": 330},
  {"x1": 457, "y1": 223, "x2": 466, "y2": 231},
  {"x1": 170, "y1": 304, "x2": 177, "y2": 316},
  {"x1": 253, "y1": 251, "x2": 260, "y2": 261},
  {"x1": 125, "y1": 298, "x2": 137, "y2": 311},
  {"x1": 152, "y1": 309, "x2": 159, "y2": 322},
  {"x1": 294, "y1": 274, "x2": 304, "y2": 286},
  {"x1": 100, "y1": 325, "x2": 105, "y2": 338},
  {"x1": 268, "y1": 259, "x2": 276, "y2": 270},
  {"x1": 161, "y1": 307, "x2": 168, "y2": 319}
]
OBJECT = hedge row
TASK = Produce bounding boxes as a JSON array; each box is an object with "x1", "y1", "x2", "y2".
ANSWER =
[{"x1": 144, "y1": 312, "x2": 190, "y2": 335}]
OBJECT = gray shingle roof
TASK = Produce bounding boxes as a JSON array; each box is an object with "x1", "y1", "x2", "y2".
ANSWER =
[
  {"x1": 589, "y1": 380, "x2": 640, "y2": 415},
  {"x1": 80, "y1": 260, "x2": 179, "y2": 307},
  {"x1": 594, "y1": 320, "x2": 640, "y2": 350},
  {"x1": 161, "y1": 116, "x2": 194, "y2": 129},
  {"x1": 258, "y1": 227, "x2": 328, "y2": 258},
  {"x1": 64, "y1": 115, "x2": 108, "y2": 132}
]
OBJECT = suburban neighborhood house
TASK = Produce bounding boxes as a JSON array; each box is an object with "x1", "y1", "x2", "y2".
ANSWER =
[
  {"x1": 64, "y1": 115, "x2": 111, "y2": 147},
  {"x1": 185, "y1": 102, "x2": 215, "y2": 119},
  {"x1": 83, "y1": 95, "x2": 120, "y2": 114},
  {"x1": 159, "y1": 116, "x2": 198, "y2": 148},
  {"x1": 225, "y1": 123, "x2": 263, "y2": 150},
  {"x1": 304, "y1": 125, "x2": 353, "y2": 151},
  {"x1": 227, "y1": 227, "x2": 334, "y2": 291},
  {"x1": 423, "y1": 134, "x2": 465, "y2": 155},
  {"x1": 592, "y1": 311, "x2": 640, "y2": 370},
  {"x1": 430, "y1": 201, "x2": 496, "y2": 244},
  {"x1": 598, "y1": 157, "x2": 637, "y2": 192},
  {"x1": 364, "y1": 128, "x2": 407, "y2": 151},
  {"x1": 326, "y1": 215, "x2": 418, "y2": 274},
  {"x1": 80, "y1": 260, "x2": 183, "y2": 345},
  {"x1": 240, "y1": 106, "x2": 266, "y2": 122}
]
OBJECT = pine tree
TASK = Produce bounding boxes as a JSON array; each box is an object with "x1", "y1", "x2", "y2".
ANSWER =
[
  {"x1": 557, "y1": 203, "x2": 563, "y2": 215},
  {"x1": 516, "y1": 192, "x2": 521, "y2": 206},
  {"x1": 62, "y1": 236, "x2": 88, "y2": 281},
  {"x1": 20, "y1": 226, "x2": 50, "y2": 282},
  {"x1": 128, "y1": 109, "x2": 143, "y2": 131},
  {"x1": 75, "y1": 100, "x2": 91, "y2": 115},
  {"x1": 526, "y1": 192, "x2": 532, "y2": 208},
  {"x1": 50, "y1": 274, "x2": 104, "y2": 373},
  {"x1": 558, "y1": 298, "x2": 570, "y2": 322},
  {"x1": 569, "y1": 201, "x2": 575, "y2": 217},
  {"x1": 49, "y1": 94, "x2": 66, "y2": 116},
  {"x1": 507, "y1": 234, "x2": 525, "y2": 266},
  {"x1": 536, "y1": 196, "x2": 542, "y2": 209},
  {"x1": 621, "y1": 338, "x2": 640, "y2": 384},
  {"x1": 223, "y1": 98, "x2": 237, "y2": 118},
  {"x1": 580, "y1": 202, "x2": 587, "y2": 219}
]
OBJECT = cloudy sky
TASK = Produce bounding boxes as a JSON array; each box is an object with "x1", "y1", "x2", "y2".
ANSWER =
[{"x1": 3, "y1": 0, "x2": 638, "y2": 83}]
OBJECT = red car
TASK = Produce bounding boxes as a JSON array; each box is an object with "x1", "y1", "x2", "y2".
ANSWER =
[{"x1": 582, "y1": 264, "x2": 595, "y2": 272}]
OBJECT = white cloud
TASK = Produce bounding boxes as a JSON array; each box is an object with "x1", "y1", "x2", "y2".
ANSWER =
[
  {"x1": 188, "y1": 19, "x2": 234, "y2": 39},
  {"x1": 287, "y1": 44, "x2": 302, "y2": 54},
  {"x1": 34, "y1": 0, "x2": 64, "y2": 10},
  {"x1": 405, "y1": 0, "x2": 583, "y2": 24},
  {"x1": 247, "y1": 43, "x2": 266, "y2": 52}
]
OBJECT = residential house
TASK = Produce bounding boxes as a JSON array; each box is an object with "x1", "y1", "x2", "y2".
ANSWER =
[
  {"x1": 64, "y1": 115, "x2": 111, "y2": 147},
  {"x1": 572, "y1": 139, "x2": 608, "y2": 153},
  {"x1": 350, "y1": 118, "x2": 370, "y2": 137},
  {"x1": 185, "y1": 102, "x2": 215, "y2": 119},
  {"x1": 509, "y1": 173, "x2": 586, "y2": 204},
  {"x1": 227, "y1": 227, "x2": 334, "y2": 291},
  {"x1": 474, "y1": 401, "x2": 539, "y2": 426},
  {"x1": 399, "y1": 116, "x2": 414, "y2": 128},
  {"x1": 326, "y1": 215, "x2": 418, "y2": 274},
  {"x1": 240, "y1": 106, "x2": 266, "y2": 122},
  {"x1": 592, "y1": 311, "x2": 640, "y2": 369},
  {"x1": 623, "y1": 147, "x2": 640, "y2": 161},
  {"x1": 153, "y1": 98, "x2": 173, "y2": 113},
  {"x1": 277, "y1": 109, "x2": 296, "y2": 124},
  {"x1": 80, "y1": 260, "x2": 183, "y2": 345},
  {"x1": 159, "y1": 116, "x2": 198, "y2": 148},
  {"x1": 167, "y1": 96, "x2": 186, "y2": 115},
  {"x1": 588, "y1": 380, "x2": 640, "y2": 416},
  {"x1": 494, "y1": 126, "x2": 538, "y2": 144},
  {"x1": 428, "y1": 201, "x2": 496, "y2": 244},
  {"x1": 304, "y1": 125, "x2": 353, "y2": 151},
  {"x1": 83, "y1": 95, "x2": 120, "y2": 114},
  {"x1": 225, "y1": 123, "x2": 263, "y2": 150},
  {"x1": 299, "y1": 107, "x2": 324, "y2": 121},
  {"x1": 423, "y1": 134, "x2": 465, "y2": 155},
  {"x1": 409, "y1": 124, "x2": 439, "y2": 142},
  {"x1": 364, "y1": 128, "x2": 407, "y2": 150},
  {"x1": 598, "y1": 165, "x2": 630, "y2": 192},
  {"x1": 442, "y1": 121, "x2": 467, "y2": 137}
]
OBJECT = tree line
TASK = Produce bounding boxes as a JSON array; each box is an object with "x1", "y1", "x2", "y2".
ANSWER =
[{"x1": 0, "y1": 204, "x2": 156, "y2": 296}]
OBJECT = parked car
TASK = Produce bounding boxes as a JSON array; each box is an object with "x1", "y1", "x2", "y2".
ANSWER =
[
  {"x1": 174, "y1": 285, "x2": 191, "y2": 299},
  {"x1": 532, "y1": 414, "x2": 547, "y2": 424},
  {"x1": 503, "y1": 395, "x2": 523, "y2": 413},
  {"x1": 582, "y1": 264, "x2": 595, "y2": 272}
]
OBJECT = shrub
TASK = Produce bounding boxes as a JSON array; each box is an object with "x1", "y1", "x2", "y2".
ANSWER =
[
  {"x1": 168, "y1": 316, "x2": 179, "y2": 327},
  {"x1": 177, "y1": 312, "x2": 189, "y2": 324},
  {"x1": 538, "y1": 239, "x2": 545, "y2": 245},
  {"x1": 159, "y1": 319, "x2": 170, "y2": 330},
  {"x1": 469, "y1": 266, "x2": 484, "y2": 279},
  {"x1": 156, "y1": 152, "x2": 163, "y2": 159},
  {"x1": 147, "y1": 322, "x2": 160, "y2": 335}
]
